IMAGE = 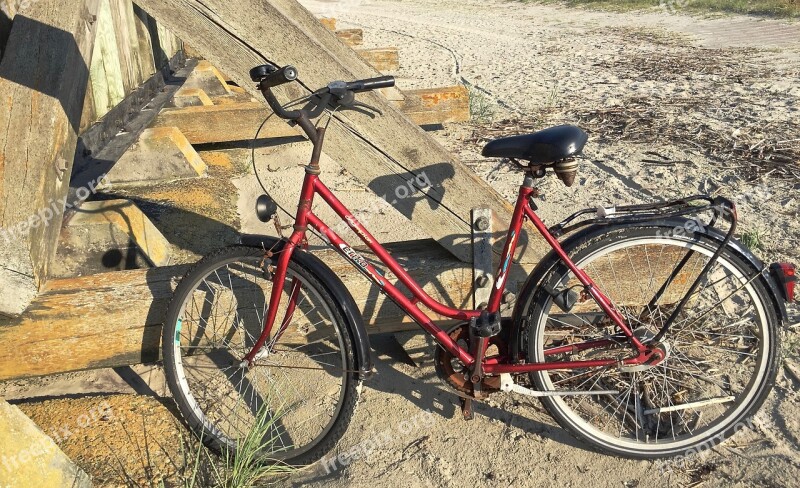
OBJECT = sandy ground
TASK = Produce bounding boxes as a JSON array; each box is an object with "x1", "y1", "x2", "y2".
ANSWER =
[{"x1": 2, "y1": 1, "x2": 799, "y2": 487}]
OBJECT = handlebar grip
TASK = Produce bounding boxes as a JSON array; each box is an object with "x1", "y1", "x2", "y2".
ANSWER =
[
  {"x1": 345, "y1": 76, "x2": 395, "y2": 93},
  {"x1": 256, "y1": 65, "x2": 299, "y2": 89}
]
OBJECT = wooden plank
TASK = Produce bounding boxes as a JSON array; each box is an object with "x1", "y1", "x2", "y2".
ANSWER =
[
  {"x1": 79, "y1": 77, "x2": 98, "y2": 134},
  {"x1": 0, "y1": 0, "x2": 101, "y2": 316},
  {"x1": 154, "y1": 102, "x2": 291, "y2": 143},
  {"x1": 131, "y1": 3, "x2": 156, "y2": 79},
  {"x1": 156, "y1": 20, "x2": 171, "y2": 62},
  {"x1": 357, "y1": 47, "x2": 399, "y2": 72},
  {"x1": 396, "y1": 85, "x2": 470, "y2": 125},
  {"x1": 109, "y1": 0, "x2": 138, "y2": 92},
  {"x1": 0, "y1": 234, "x2": 705, "y2": 380},
  {"x1": 144, "y1": 12, "x2": 167, "y2": 69},
  {"x1": 336, "y1": 28, "x2": 362, "y2": 47},
  {"x1": 116, "y1": 0, "x2": 145, "y2": 85},
  {"x1": 90, "y1": 0, "x2": 126, "y2": 117},
  {"x1": 134, "y1": 0, "x2": 543, "y2": 266},
  {"x1": 154, "y1": 85, "x2": 471, "y2": 144},
  {"x1": 0, "y1": 239, "x2": 473, "y2": 380},
  {"x1": 319, "y1": 17, "x2": 336, "y2": 31},
  {"x1": 0, "y1": 0, "x2": 13, "y2": 60},
  {"x1": 158, "y1": 23, "x2": 178, "y2": 59}
]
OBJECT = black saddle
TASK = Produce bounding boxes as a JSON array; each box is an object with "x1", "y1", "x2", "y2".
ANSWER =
[{"x1": 481, "y1": 125, "x2": 588, "y2": 164}]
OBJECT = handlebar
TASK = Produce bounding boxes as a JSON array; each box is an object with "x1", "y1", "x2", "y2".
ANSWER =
[
  {"x1": 345, "y1": 76, "x2": 396, "y2": 92},
  {"x1": 251, "y1": 63, "x2": 395, "y2": 123}
]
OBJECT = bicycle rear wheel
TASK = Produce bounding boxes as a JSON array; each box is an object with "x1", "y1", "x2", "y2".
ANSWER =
[
  {"x1": 521, "y1": 225, "x2": 780, "y2": 458},
  {"x1": 162, "y1": 245, "x2": 359, "y2": 465}
]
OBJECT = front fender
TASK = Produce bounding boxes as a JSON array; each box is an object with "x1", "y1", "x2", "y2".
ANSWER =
[{"x1": 239, "y1": 234, "x2": 374, "y2": 379}]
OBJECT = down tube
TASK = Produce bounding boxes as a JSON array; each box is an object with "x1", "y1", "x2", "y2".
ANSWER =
[{"x1": 306, "y1": 212, "x2": 474, "y2": 367}]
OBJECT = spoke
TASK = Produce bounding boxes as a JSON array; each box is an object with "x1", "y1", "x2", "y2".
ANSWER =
[{"x1": 172, "y1": 256, "x2": 348, "y2": 459}]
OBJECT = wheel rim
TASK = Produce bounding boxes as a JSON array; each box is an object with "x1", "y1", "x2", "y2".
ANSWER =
[
  {"x1": 171, "y1": 256, "x2": 349, "y2": 460},
  {"x1": 531, "y1": 237, "x2": 771, "y2": 453}
]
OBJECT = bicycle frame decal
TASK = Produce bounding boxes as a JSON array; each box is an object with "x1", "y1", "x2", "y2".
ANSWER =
[
  {"x1": 495, "y1": 230, "x2": 516, "y2": 291},
  {"x1": 337, "y1": 243, "x2": 385, "y2": 287}
]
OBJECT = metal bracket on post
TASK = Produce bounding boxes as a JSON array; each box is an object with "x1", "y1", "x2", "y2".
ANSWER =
[{"x1": 472, "y1": 207, "x2": 493, "y2": 310}]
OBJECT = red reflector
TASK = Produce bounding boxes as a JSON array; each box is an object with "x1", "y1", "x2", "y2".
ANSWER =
[{"x1": 771, "y1": 263, "x2": 797, "y2": 302}]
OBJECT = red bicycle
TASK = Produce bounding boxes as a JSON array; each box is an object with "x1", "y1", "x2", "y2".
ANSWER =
[{"x1": 162, "y1": 64, "x2": 796, "y2": 464}]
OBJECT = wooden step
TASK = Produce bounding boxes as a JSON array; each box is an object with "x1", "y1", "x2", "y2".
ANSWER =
[
  {"x1": 133, "y1": 0, "x2": 544, "y2": 269},
  {"x1": 357, "y1": 47, "x2": 400, "y2": 72},
  {"x1": 336, "y1": 28, "x2": 363, "y2": 47},
  {"x1": 320, "y1": 17, "x2": 336, "y2": 31},
  {"x1": 394, "y1": 85, "x2": 470, "y2": 126},
  {"x1": 154, "y1": 85, "x2": 470, "y2": 144},
  {"x1": 0, "y1": 239, "x2": 472, "y2": 381}
]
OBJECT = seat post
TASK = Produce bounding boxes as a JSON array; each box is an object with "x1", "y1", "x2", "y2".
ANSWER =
[{"x1": 522, "y1": 173, "x2": 535, "y2": 189}]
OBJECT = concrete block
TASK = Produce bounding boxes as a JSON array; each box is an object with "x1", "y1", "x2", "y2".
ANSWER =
[
  {"x1": 0, "y1": 400, "x2": 92, "y2": 487},
  {"x1": 102, "y1": 127, "x2": 207, "y2": 187},
  {"x1": 53, "y1": 199, "x2": 172, "y2": 278}
]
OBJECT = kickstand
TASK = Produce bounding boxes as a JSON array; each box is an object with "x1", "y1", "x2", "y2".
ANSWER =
[{"x1": 460, "y1": 397, "x2": 474, "y2": 421}]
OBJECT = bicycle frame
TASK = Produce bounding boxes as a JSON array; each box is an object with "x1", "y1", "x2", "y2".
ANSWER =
[{"x1": 243, "y1": 126, "x2": 661, "y2": 375}]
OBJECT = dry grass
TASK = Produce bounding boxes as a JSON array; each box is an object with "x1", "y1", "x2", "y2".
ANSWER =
[{"x1": 521, "y1": 0, "x2": 800, "y2": 18}]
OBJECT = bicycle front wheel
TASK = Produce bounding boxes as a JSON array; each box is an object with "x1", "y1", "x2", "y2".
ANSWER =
[
  {"x1": 162, "y1": 245, "x2": 359, "y2": 465},
  {"x1": 522, "y1": 225, "x2": 780, "y2": 458}
]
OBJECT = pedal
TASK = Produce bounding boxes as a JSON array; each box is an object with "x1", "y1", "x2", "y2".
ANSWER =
[
  {"x1": 499, "y1": 373, "x2": 618, "y2": 397},
  {"x1": 470, "y1": 310, "x2": 502, "y2": 338},
  {"x1": 460, "y1": 397, "x2": 474, "y2": 421}
]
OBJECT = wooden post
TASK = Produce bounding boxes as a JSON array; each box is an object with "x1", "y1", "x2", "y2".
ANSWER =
[
  {"x1": 0, "y1": 0, "x2": 101, "y2": 316},
  {"x1": 133, "y1": 0, "x2": 536, "y2": 266}
]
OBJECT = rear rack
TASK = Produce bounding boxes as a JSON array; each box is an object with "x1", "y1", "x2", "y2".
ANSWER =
[
  {"x1": 548, "y1": 194, "x2": 734, "y2": 238},
  {"x1": 548, "y1": 194, "x2": 739, "y2": 344}
]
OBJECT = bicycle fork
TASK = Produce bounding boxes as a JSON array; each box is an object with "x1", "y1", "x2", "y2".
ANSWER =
[{"x1": 242, "y1": 241, "x2": 304, "y2": 365}]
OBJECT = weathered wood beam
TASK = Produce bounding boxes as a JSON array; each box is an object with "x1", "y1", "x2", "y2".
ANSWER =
[
  {"x1": 90, "y1": 0, "x2": 126, "y2": 118},
  {"x1": 357, "y1": 47, "x2": 399, "y2": 72},
  {"x1": 154, "y1": 102, "x2": 291, "y2": 144},
  {"x1": 335, "y1": 28, "x2": 362, "y2": 47},
  {"x1": 134, "y1": 0, "x2": 536, "y2": 265},
  {"x1": 394, "y1": 85, "x2": 470, "y2": 125},
  {"x1": 0, "y1": 239, "x2": 472, "y2": 380},
  {"x1": 131, "y1": 3, "x2": 156, "y2": 79},
  {"x1": 0, "y1": 1, "x2": 15, "y2": 59},
  {"x1": 109, "y1": 0, "x2": 139, "y2": 92},
  {"x1": 319, "y1": 17, "x2": 336, "y2": 31},
  {"x1": 0, "y1": 0, "x2": 101, "y2": 316},
  {"x1": 154, "y1": 85, "x2": 470, "y2": 144}
]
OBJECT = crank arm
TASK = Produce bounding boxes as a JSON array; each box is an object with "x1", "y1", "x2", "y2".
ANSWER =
[{"x1": 499, "y1": 373, "x2": 618, "y2": 398}]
